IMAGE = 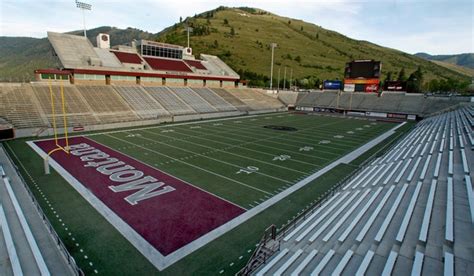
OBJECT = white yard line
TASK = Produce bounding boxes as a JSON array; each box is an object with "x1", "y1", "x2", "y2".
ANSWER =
[
  {"x1": 118, "y1": 132, "x2": 293, "y2": 184},
  {"x1": 140, "y1": 129, "x2": 310, "y2": 175},
  {"x1": 105, "y1": 134, "x2": 276, "y2": 195}
]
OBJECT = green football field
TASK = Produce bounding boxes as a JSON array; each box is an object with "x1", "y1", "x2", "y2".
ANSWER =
[
  {"x1": 88, "y1": 112, "x2": 395, "y2": 208},
  {"x1": 3, "y1": 112, "x2": 410, "y2": 275}
]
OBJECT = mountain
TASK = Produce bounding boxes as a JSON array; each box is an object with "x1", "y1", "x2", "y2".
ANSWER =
[
  {"x1": 415, "y1": 52, "x2": 474, "y2": 69},
  {"x1": 0, "y1": 7, "x2": 471, "y2": 89}
]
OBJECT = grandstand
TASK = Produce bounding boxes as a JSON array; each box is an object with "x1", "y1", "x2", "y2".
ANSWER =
[
  {"x1": 282, "y1": 91, "x2": 470, "y2": 117},
  {"x1": 252, "y1": 106, "x2": 474, "y2": 275}
]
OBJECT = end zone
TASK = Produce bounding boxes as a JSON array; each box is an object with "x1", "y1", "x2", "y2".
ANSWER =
[{"x1": 29, "y1": 136, "x2": 245, "y2": 270}]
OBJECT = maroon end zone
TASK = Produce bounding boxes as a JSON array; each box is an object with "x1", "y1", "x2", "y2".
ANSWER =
[{"x1": 34, "y1": 136, "x2": 245, "y2": 256}]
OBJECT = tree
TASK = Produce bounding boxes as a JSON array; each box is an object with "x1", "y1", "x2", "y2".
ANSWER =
[
  {"x1": 179, "y1": 16, "x2": 182, "y2": 23},
  {"x1": 316, "y1": 33, "x2": 319, "y2": 40},
  {"x1": 224, "y1": 18, "x2": 229, "y2": 25},
  {"x1": 213, "y1": 40, "x2": 219, "y2": 48},
  {"x1": 288, "y1": 20, "x2": 291, "y2": 25},
  {"x1": 300, "y1": 26, "x2": 304, "y2": 31},
  {"x1": 397, "y1": 68, "x2": 406, "y2": 81},
  {"x1": 295, "y1": 55, "x2": 301, "y2": 63},
  {"x1": 230, "y1": 27, "x2": 235, "y2": 36}
]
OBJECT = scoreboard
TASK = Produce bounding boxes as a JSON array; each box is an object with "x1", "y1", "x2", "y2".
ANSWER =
[
  {"x1": 344, "y1": 60, "x2": 381, "y2": 79},
  {"x1": 344, "y1": 60, "x2": 381, "y2": 93}
]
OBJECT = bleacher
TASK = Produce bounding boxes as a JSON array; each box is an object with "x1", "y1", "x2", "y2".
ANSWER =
[
  {"x1": 190, "y1": 88, "x2": 237, "y2": 112},
  {"x1": 291, "y1": 90, "x2": 469, "y2": 116},
  {"x1": 143, "y1": 86, "x2": 196, "y2": 115},
  {"x1": 143, "y1": 57, "x2": 193, "y2": 72},
  {"x1": 75, "y1": 85, "x2": 139, "y2": 123},
  {"x1": 0, "y1": 146, "x2": 75, "y2": 275},
  {"x1": 226, "y1": 88, "x2": 285, "y2": 111},
  {"x1": 0, "y1": 84, "x2": 46, "y2": 128},
  {"x1": 254, "y1": 106, "x2": 474, "y2": 275},
  {"x1": 169, "y1": 87, "x2": 218, "y2": 113},
  {"x1": 113, "y1": 86, "x2": 170, "y2": 119},
  {"x1": 31, "y1": 84, "x2": 99, "y2": 127},
  {"x1": 210, "y1": 88, "x2": 252, "y2": 111}
]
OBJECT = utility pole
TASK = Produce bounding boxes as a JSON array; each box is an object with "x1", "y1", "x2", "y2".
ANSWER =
[
  {"x1": 269, "y1": 43, "x2": 277, "y2": 90},
  {"x1": 289, "y1": 69, "x2": 293, "y2": 90},
  {"x1": 277, "y1": 67, "x2": 281, "y2": 91},
  {"x1": 283, "y1": 67, "x2": 287, "y2": 90}
]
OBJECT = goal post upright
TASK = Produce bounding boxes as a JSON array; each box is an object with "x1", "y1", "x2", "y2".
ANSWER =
[{"x1": 44, "y1": 80, "x2": 70, "y2": 174}]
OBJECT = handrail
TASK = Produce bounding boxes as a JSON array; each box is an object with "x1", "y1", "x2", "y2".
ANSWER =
[{"x1": 1, "y1": 143, "x2": 84, "y2": 276}]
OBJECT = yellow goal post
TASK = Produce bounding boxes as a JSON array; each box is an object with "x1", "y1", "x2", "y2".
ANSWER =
[{"x1": 44, "y1": 79, "x2": 70, "y2": 174}]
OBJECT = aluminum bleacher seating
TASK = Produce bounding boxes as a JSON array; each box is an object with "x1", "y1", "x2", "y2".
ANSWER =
[
  {"x1": 254, "y1": 107, "x2": 473, "y2": 276},
  {"x1": 169, "y1": 87, "x2": 218, "y2": 113},
  {"x1": 143, "y1": 86, "x2": 196, "y2": 115},
  {"x1": 113, "y1": 86, "x2": 170, "y2": 119},
  {"x1": 190, "y1": 88, "x2": 237, "y2": 112}
]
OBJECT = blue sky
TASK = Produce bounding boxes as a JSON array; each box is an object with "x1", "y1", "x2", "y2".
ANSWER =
[{"x1": 1, "y1": 0, "x2": 472, "y2": 55}]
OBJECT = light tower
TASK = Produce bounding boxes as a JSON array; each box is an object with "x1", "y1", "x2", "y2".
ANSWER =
[
  {"x1": 75, "y1": 0, "x2": 92, "y2": 38},
  {"x1": 269, "y1": 43, "x2": 277, "y2": 90}
]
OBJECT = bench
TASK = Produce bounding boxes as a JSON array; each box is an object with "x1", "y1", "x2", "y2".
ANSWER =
[
  {"x1": 355, "y1": 250, "x2": 374, "y2": 276},
  {"x1": 290, "y1": 250, "x2": 318, "y2": 276},
  {"x1": 445, "y1": 177, "x2": 454, "y2": 243},
  {"x1": 310, "y1": 250, "x2": 335, "y2": 276},
  {"x1": 339, "y1": 187, "x2": 383, "y2": 243},
  {"x1": 419, "y1": 179, "x2": 438, "y2": 242},
  {"x1": 274, "y1": 249, "x2": 303, "y2": 276},
  {"x1": 375, "y1": 184, "x2": 409, "y2": 242},
  {"x1": 396, "y1": 181, "x2": 423, "y2": 242},
  {"x1": 356, "y1": 186, "x2": 396, "y2": 242}
]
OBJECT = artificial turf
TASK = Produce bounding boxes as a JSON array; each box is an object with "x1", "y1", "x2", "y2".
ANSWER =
[{"x1": 3, "y1": 112, "x2": 406, "y2": 275}]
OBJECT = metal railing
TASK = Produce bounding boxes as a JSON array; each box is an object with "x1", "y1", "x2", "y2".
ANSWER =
[{"x1": 1, "y1": 144, "x2": 84, "y2": 276}]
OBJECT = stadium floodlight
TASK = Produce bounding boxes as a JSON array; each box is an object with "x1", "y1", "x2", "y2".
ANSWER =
[
  {"x1": 269, "y1": 43, "x2": 277, "y2": 90},
  {"x1": 75, "y1": 0, "x2": 92, "y2": 38}
]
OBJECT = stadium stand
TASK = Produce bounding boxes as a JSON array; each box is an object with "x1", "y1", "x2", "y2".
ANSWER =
[
  {"x1": 184, "y1": 60, "x2": 207, "y2": 70},
  {"x1": 253, "y1": 106, "x2": 474, "y2": 275},
  {"x1": 275, "y1": 91, "x2": 299, "y2": 106},
  {"x1": 0, "y1": 84, "x2": 46, "y2": 128},
  {"x1": 31, "y1": 84, "x2": 99, "y2": 127},
  {"x1": 286, "y1": 91, "x2": 469, "y2": 117},
  {"x1": 209, "y1": 88, "x2": 251, "y2": 111},
  {"x1": 111, "y1": 51, "x2": 144, "y2": 64},
  {"x1": 143, "y1": 57, "x2": 193, "y2": 72},
  {"x1": 0, "y1": 146, "x2": 77, "y2": 275},
  {"x1": 190, "y1": 88, "x2": 237, "y2": 112},
  {"x1": 226, "y1": 88, "x2": 285, "y2": 111},
  {"x1": 113, "y1": 86, "x2": 170, "y2": 119},
  {"x1": 75, "y1": 85, "x2": 139, "y2": 123},
  {"x1": 169, "y1": 87, "x2": 218, "y2": 113},
  {"x1": 143, "y1": 86, "x2": 196, "y2": 115}
]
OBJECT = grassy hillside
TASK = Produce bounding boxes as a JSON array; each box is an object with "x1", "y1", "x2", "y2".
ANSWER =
[
  {"x1": 432, "y1": 60, "x2": 474, "y2": 77},
  {"x1": 158, "y1": 7, "x2": 470, "y2": 87},
  {"x1": 416, "y1": 52, "x2": 474, "y2": 69},
  {"x1": 0, "y1": 6, "x2": 470, "y2": 88}
]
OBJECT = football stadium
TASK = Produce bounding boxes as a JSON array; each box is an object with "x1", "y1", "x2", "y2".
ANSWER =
[{"x1": 0, "y1": 5, "x2": 473, "y2": 276}]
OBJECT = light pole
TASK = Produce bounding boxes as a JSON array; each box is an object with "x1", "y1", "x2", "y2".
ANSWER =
[
  {"x1": 283, "y1": 67, "x2": 287, "y2": 90},
  {"x1": 269, "y1": 43, "x2": 277, "y2": 90},
  {"x1": 185, "y1": 26, "x2": 193, "y2": 48},
  {"x1": 289, "y1": 69, "x2": 293, "y2": 90},
  {"x1": 277, "y1": 67, "x2": 281, "y2": 91},
  {"x1": 75, "y1": 0, "x2": 92, "y2": 38}
]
